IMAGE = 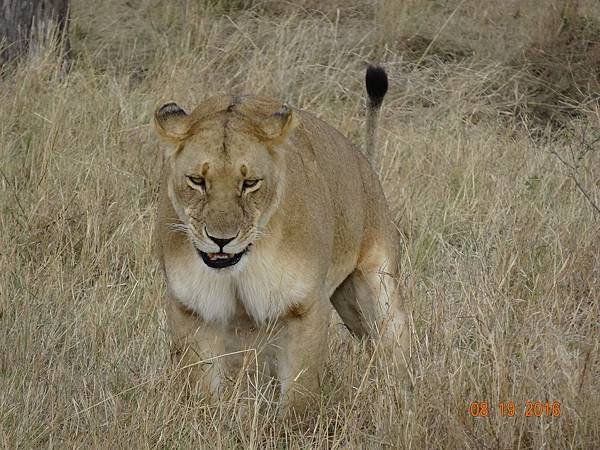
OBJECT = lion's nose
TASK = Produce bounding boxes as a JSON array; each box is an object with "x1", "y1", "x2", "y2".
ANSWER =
[{"x1": 205, "y1": 229, "x2": 237, "y2": 250}]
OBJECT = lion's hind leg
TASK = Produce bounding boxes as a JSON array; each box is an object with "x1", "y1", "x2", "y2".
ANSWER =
[{"x1": 330, "y1": 246, "x2": 410, "y2": 367}]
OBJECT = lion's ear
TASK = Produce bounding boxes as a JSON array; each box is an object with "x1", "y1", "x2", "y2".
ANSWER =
[
  {"x1": 154, "y1": 102, "x2": 191, "y2": 145},
  {"x1": 259, "y1": 104, "x2": 296, "y2": 144}
]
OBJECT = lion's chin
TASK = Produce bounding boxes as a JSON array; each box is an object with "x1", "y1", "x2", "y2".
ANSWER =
[{"x1": 196, "y1": 247, "x2": 249, "y2": 269}]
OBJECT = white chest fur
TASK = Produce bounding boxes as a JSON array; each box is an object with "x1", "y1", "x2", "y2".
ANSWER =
[{"x1": 165, "y1": 245, "x2": 311, "y2": 325}]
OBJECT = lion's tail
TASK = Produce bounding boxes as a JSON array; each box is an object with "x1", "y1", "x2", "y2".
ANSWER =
[{"x1": 364, "y1": 65, "x2": 388, "y2": 174}]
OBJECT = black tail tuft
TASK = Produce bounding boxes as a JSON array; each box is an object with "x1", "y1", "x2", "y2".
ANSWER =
[{"x1": 365, "y1": 65, "x2": 388, "y2": 108}]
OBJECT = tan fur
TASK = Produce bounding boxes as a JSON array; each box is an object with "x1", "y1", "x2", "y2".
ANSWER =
[{"x1": 154, "y1": 87, "x2": 410, "y2": 414}]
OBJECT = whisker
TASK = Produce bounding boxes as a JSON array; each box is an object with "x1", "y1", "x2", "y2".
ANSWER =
[
  {"x1": 167, "y1": 222, "x2": 189, "y2": 236},
  {"x1": 253, "y1": 226, "x2": 271, "y2": 239}
]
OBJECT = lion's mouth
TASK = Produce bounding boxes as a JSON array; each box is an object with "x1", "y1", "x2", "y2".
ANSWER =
[{"x1": 196, "y1": 247, "x2": 248, "y2": 269}]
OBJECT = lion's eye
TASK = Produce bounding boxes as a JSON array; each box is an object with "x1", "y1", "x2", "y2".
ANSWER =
[
  {"x1": 187, "y1": 175, "x2": 206, "y2": 190},
  {"x1": 242, "y1": 179, "x2": 261, "y2": 192}
]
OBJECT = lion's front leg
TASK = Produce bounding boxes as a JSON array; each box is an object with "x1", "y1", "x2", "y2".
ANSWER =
[
  {"x1": 167, "y1": 296, "x2": 226, "y2": 400},
  {"x1": 275, "y1": 295, "x2": 330, "y2": 416}
]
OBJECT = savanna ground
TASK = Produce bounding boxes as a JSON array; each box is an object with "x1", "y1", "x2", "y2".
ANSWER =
[{"x1": 1, "y1": 0, "x2": 599, "y2": 448}]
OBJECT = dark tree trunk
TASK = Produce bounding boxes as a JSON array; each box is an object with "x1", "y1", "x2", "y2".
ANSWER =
[{"x1": 0, "y1": 0, "x2": 70, "y2": 65}]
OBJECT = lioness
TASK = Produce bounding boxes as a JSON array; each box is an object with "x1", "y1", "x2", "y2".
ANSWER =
[{"x1": 154, "y1": 66, "x2": 409, "y2": 413}]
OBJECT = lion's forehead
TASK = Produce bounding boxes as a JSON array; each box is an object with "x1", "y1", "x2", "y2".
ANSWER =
[{"x1": 177, "y1": 129, "x2": 272, "y2": 169}]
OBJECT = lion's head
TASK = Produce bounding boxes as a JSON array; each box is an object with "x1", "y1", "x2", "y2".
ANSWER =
[{"x1": 154, "y1": 96, "x2": 295, "y2": 270}]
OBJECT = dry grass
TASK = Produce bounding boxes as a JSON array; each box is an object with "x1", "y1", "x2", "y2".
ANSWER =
[{"x1": 1, "y1": 0, "x2": 599, "y2": 448}]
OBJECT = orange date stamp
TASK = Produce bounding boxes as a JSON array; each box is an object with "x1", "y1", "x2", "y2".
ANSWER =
[{"x1": 469, "y1": 401, "x2": 561, "y2": 417}]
